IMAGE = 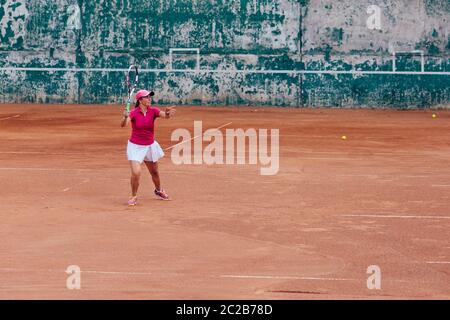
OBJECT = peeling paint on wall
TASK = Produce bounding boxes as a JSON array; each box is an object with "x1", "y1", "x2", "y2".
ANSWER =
[
  {"x1": 0, "y1": 0, "x2": 449, "y2": 108},
  {"x1": 0, "y1": 0, "x2": 29, "y2": 49}
]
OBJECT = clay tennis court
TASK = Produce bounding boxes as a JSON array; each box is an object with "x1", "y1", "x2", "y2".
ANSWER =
[{"x1": 0, "y1": 104, "x2": 449, "y2": 299}]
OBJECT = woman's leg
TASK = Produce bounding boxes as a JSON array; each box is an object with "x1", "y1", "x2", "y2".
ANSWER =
[
  {"x1": 144, "y1": 161, "x2": 161, "y2": 190},
  {"x1": 130, "y1": 160, "x2": 142, "y2": 196},
  {"x1": 145, "y1": 161, "x2": 170, "y2": 200}
]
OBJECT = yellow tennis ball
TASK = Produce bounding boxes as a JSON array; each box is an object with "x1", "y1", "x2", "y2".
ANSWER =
[
  {"x1": 432, "y1": 114, "x2": 437, "y2": 118},
  {"x1": 341, "y1": 135, "x2": 347, "y2": 140}
]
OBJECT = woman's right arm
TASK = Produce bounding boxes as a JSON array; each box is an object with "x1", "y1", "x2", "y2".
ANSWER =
[{"x1": 120, "y1": 110, "x2": 130, "y2": 127}]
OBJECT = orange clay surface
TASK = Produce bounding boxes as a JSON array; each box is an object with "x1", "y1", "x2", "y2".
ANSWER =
[{"x1": 0, "y1": 104, "x2": 449, "y2": 299}]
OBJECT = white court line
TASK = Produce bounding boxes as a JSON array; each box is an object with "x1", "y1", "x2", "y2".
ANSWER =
[
  {"x1": 0, "y1": 114, "x2": 20, "y2": 121},
  {"x1": 0, "y1": 151, "x2": 85, "y2": 155},
  {"x1": 302, "y1": 157, "x2": 444, "y2": 162},
  {"x1": 338, "y1": 174, "x2": 379, "y2": 177},
  {"x1": 426, "y1": 262, "x2": 450, "y2": 264},
  {"x1": 337, "y1": 174, "x2": 437, "y2": 178},
  {"x1": 0, "y1": 268, "x2": 421, "y2": 283},
  {"x1": 432, "y1": 185, "x2": 450, "y2": 187},
  {"x1": 300, "y1": 157, "x2": 358, "y2": 161},
  {"x1": 402, "y1": 175, "x2": 430, "y2": 178},
  {"x1": 0, "y1": 268, "x2": 154, "y2": 276},
  {"x1": 0, "y1": 167, "x2": 95, "y2": 171},
  {"x1": 300, "y1": 151, "x2": 449, "y2": 157},
  {"x1": 164, "y1": 122, "x2": 232, "y2": 151},
  {"x1": 1, "y1": 66, "x2": 450, "y2": 76},
  {"x1": 0, "y1": 151, "x2": 124, "y2": 156},
  {"x1": 0, "y1": 268, "x2": 153, "y2": 276},
  {"x1": 343, "y1": 214, "x2": 450, "y2": 220},
  {"x1": 220, "y1": 275, "x2": 357, "y2": 281},
  {"x1": 0, "y1": 151, "x2": 47, "y2": 154},
  {"x1": 0, "y1": 267, "x2": 350, "y2": 280},
  {"x1": 81, "y1": 270, "x2": 153, "y2": 275}
]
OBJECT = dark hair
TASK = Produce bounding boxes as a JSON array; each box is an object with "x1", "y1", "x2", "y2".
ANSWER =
[{"x1": 134, "y1": 100, "x2": 140, "y2": 108}]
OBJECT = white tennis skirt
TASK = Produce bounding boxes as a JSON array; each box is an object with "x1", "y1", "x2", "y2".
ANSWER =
[{"x1": 127, "y1": 140, "x2": 165, "y2": 163}]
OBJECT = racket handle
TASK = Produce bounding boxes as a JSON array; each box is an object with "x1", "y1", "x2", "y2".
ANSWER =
[{"x1": 126, "y1": 102, "x2": 131, "y2": 112}]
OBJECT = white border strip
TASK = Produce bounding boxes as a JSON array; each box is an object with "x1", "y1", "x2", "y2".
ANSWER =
[{"x1": 0, "y1": 67, "x2": 449, "y2": 76}]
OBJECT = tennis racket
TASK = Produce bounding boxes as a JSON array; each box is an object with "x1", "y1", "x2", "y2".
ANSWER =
[{"x1": 125, "y1": 65, "x2": 139, "y2": 112}]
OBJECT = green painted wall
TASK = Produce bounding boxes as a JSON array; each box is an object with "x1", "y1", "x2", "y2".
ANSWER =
[{"x1": 0, "y1": 0, "x2": 449, "y2": 108}]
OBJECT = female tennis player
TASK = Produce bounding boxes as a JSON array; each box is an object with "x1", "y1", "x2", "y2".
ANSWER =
[{"x1": 121, "y1": 89, "x2": 176, "y2": 206}]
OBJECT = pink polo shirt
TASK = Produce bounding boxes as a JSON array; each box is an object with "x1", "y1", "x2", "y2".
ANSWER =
[{"x1": 129, "y1": 106, "x2": 161, "y2": 145}]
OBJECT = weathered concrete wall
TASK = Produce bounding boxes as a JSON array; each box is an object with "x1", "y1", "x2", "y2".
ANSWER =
[{"x1": 0, "y1": 0, "x2": 449, "y2": 108}]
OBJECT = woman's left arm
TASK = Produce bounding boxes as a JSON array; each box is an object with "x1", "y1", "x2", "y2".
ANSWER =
[{"x1": 159, "y1": 106, "x2": 176, "y2": 119}]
